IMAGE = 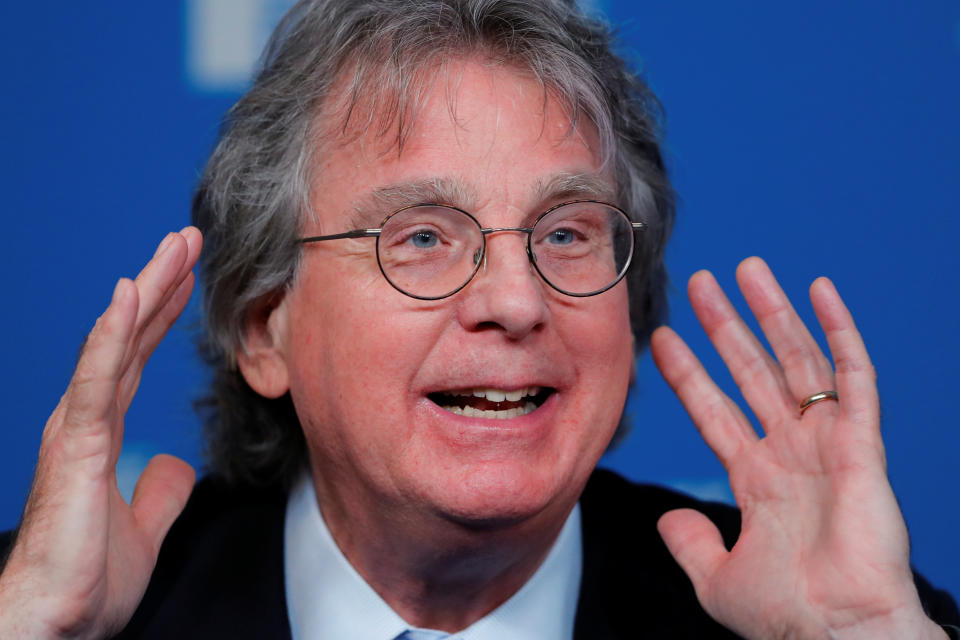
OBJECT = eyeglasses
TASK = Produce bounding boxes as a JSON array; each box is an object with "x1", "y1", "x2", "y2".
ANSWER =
[{"x1": 298, "y1": 200, "x2": 645, "y2": 300}]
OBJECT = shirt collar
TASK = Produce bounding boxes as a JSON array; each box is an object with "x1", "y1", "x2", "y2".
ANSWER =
[{"x1": 284, "y1": 470, "x2": 582, "y2": 640}]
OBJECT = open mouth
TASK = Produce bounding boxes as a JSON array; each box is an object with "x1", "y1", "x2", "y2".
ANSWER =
[{"x1": 427, "y1": 387, "x2": 554, "y2": 419}]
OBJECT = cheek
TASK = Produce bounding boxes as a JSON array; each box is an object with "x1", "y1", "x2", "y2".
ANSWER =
[
  {"x1": 553, "y1": 290, "x2": 634, "y2": 444},
  {"x1": 285, "y1": 277, "x2": 442, "y2": 427},
  {"x1": 564, "y1": 292, "x2": 634, "y2": 426},
  {"x1": 566, "y1": 290, "x2": 633, "y2": 369},
  {"x1": 284, "y1": 300, "x2": 413, "y2": 481}
]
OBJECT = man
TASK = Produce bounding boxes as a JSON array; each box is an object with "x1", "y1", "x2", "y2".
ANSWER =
[{"x1": 0, "y1": 0, "x2": 957, "y2": 638}]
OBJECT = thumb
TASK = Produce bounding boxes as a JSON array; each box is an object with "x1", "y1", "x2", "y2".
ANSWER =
[
  {"x1": 130, "y1": 454, "x2": 196, "y2": 556},
  {"x1": 658, "y1": 508, "x2": 727, "y2": 596}
]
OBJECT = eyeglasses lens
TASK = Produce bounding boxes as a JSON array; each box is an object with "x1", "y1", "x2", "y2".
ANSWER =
[
  {"x1": 377, "y1": 206, "x2": 483, "y2": 299},
  {"x1": 376, "y1": 203, "x2": 635, "y2": 299},
  {"x1": 530, "y1": 203, "x2": 634, "y2": 296}
]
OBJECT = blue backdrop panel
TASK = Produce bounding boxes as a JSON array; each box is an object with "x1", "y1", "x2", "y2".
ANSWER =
[{"x1": 1, "y1": 0, "x2": 957, "y2": 602}]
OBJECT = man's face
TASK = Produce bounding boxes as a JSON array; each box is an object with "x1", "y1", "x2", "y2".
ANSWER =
[{"x1": 272, "y1": 60, "x2": 634, "y2": 529}]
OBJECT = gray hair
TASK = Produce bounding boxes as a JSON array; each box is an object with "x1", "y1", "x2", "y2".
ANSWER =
[{"x1": 192, "y1": 0, "x2": 675, "y2": 487}]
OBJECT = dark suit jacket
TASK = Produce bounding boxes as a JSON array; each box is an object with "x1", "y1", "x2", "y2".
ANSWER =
[{"x1": 2, "y1": 469, "x2": 957, "y2": 638}]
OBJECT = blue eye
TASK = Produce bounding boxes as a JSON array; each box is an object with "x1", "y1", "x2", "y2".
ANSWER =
[
  {"x1": 547, "y1": 228, "x2": 574, "y2": 245},
  {"x1": 410, "y1": 231, "x2": 438, "y2": 248}
]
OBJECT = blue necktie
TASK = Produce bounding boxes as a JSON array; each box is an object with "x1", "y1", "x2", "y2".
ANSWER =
[{"x1": 393, "y1": 630, "x2": 451, "y2": 640}]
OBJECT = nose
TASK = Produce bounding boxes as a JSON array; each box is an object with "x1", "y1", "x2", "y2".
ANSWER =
[{"x1": 456, "y1": 230, "x2": 550, "y2": 340}]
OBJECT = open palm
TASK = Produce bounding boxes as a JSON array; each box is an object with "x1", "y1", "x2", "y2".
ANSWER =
[{"x1": 652, "y1": 257, "x2": 944, "y2": 639}]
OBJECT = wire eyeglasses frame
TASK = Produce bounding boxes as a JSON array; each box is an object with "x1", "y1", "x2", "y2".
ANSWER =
[{"x1": 298, "y1": 199, "x2": 646, "y2": 300}]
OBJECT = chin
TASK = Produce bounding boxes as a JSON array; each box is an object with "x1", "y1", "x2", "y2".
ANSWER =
[{"x1": 418, "y1": 456, "x2": 584, "y2": 530}]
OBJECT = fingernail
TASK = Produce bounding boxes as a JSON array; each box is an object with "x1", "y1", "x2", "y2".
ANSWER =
[{"x1": 154, "y1": 233, "x2": 175, "y2": 257}]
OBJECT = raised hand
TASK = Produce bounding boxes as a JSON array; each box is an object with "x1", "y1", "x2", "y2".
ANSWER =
[
  {"x1": 651, "y1": 257, "x2": 946, "y2": 640},
  {"x1": 0, "y1": 228, "x2": 202, "y2": 639}
]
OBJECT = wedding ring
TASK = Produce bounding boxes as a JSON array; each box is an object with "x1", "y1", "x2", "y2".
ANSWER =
[{"x1": 799, "y1": 390, "x2": 839, "y2": 415}]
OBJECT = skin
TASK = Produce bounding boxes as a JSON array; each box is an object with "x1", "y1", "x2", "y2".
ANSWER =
[
  {"x1": 239, "y1": 60, "x2": 633, "y2": 629},
  {"x1": 0, "y1": 62, "x2": 947, "y2": 639},
  {"x1": 652, "y1": 260, "x2": 946, "y2": 639},
  {"x1": 0, "y1": 229, "x2": 200, "y2": 638}
]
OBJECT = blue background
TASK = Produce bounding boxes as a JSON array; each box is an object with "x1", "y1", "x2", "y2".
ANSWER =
[{"x1": 1, "y1": 1, "x2": 957, "y2": 601}]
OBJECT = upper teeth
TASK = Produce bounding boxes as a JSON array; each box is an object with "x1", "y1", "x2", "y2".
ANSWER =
[{"x1": 449, "y1": 387, "x2": 540, "y2": 402}]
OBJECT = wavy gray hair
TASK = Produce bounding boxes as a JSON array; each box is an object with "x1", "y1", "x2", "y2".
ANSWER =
[{"x1": 192, "y1": 0, "x2": 675, "y2": 487}]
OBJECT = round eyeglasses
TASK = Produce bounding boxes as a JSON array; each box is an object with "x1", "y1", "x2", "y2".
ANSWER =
[{"x1": 298, "y1": 200, "x2": 645, "y2": 300}]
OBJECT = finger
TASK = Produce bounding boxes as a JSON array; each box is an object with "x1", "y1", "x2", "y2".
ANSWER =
[
  {"x1": 174, "y1": 226, "x2": 203, "y2": 278},
  {"x1": 131, "y1": 233, "x2": 189, "y2": 330},
  {"x1": 131, "y1": 454, "x2": 196, "y2": 557},
  {"x1": 126, "y1": 228, "x2": 201, "y2": 364},
  {"x1": 117, "y1": 271, "x2": 196, "y2": 412},
  {"x1": 651, "y1": 326, "x2": 758, "y2": 467},
  {"x1": 155, "y1": 227, "x2": 201, "y2": 297},
  {"x1": 118, "y1": 227, "x2": 202, "y2": 386},
  {"x1": 687, "y1": 270, "x2": 795, "y2": 427},
  {"x1": 62, "y1": 278, "x2": 139, "y2": 433},
  {"x1": 736, "y1": 257, "x2": 834, "y2": 410},
  {"x1": 657, "y1": 508, "x2": 727, "y2": 597},
  {"x1": 809, "y1": 277, "x2": 878, "y2": 425},
  {"x1": 63, "y1": 229, "x2": 199, "y2": 441}
]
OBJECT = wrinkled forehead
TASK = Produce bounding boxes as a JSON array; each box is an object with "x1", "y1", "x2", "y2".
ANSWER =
[
  {"x1": 301, "y1": 56, "x2": 616, "y2": 233},
  {"x1": 313, "y1": 52, "x2": 612, "y2": 172}
]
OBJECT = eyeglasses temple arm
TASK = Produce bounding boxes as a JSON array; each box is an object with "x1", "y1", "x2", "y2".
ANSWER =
[{"x1": 299, "y1": 229, "x2": 381, "y2": 243}]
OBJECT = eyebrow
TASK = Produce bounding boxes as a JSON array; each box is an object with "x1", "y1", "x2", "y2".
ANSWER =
[
  {"x1": 348, "y1": 178, "x2": 476, "y2": 228},
  {"x1": 534, "y1": 172, "x2": 618, "y2": 204},
  {"x1": 346, "y1": 171, "x2": 618, "y2": 229}
]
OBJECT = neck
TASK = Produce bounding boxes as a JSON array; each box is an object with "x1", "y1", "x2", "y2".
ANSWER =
[{"x1": 310, "y1": 467, "x2": 575, "y2": 632}]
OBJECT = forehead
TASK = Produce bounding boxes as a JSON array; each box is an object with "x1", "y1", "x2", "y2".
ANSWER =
[{"x1": 309, "y1": 58, "x2": 614, "y2": 229}]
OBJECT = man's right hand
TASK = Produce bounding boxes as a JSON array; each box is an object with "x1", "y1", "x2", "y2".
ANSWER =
[{"x1": 0, "y1": 228, "x2": 202, "y2": 639}]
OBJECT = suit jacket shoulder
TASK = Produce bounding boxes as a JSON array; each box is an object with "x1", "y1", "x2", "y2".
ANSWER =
[
  {"x1": 114, "y1": 475, "x2": 292, "y2": 639},
  {"x1": 575, "y1": 468, "x2": 743, "y2": 638}
]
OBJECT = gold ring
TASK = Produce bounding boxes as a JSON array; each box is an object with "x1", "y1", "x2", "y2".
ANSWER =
[{"x1": 799, "y1": 390, "x2": 838, "y2": 414}]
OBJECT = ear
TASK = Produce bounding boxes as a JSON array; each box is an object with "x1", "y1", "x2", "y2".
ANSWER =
[{"x1": 237, "y1": 293, "x2": 291, "y2": 399}]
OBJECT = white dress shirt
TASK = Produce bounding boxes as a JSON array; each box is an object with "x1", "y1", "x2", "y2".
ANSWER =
[{"x1": 284, "y1": 470, "x2": 583, "y2": 640}]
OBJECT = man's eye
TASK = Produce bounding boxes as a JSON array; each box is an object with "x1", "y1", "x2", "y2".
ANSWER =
[
  {"x1": 547, "y1": 228, "x2": 576, "y2": 245},
  {"x1": 409, "y1": 230, "x2": 439, "y2": 248}
]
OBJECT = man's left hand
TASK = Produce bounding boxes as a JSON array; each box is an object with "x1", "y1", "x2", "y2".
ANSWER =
[{"x1": 651, "y1": 256, "x2": 946, "y2": 640}]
